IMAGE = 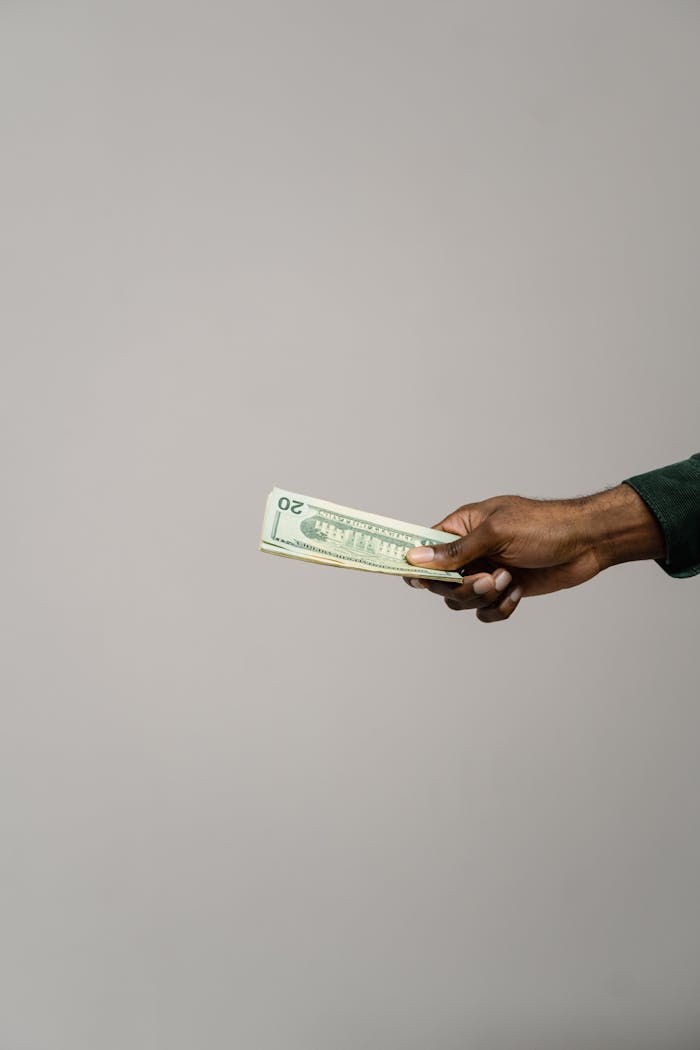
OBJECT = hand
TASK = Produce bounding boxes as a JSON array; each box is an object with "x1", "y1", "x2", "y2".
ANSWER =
[{"x1": 404, "y1": 485, "x2": 666, "y2": 623}]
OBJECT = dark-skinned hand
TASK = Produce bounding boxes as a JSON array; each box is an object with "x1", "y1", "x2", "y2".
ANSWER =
[{"x1": 403, "y1": 485, "x2": 665, "y2": 623}]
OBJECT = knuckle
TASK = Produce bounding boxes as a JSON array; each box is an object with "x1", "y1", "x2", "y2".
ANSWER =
[
  {"x1": 483, "y1": 517, "x2": 501, "y2": 543},
  {"x1": 441, "y1": 539, "x2": 463, "y2": 563}
]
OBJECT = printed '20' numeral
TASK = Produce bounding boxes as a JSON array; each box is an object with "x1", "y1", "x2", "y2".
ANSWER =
[{"x1": 278, "y1": 497, "x2": 304, "y2": 514}]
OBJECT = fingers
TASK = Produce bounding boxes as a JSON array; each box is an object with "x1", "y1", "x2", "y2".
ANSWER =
[
  {"x1": 437, "y1": 568, "x2": 513, "y2": 611},
  {"x1": 405, "y1": 569, "x2": 525, "y2": 623},
  {"x1": 405, "y1": 521, "x2": 495, "y2": 572},
  {"x1": 405, "y1": 569, "x2": 515, "y2": 611},
  {"x1": 477, "y1": 585, "x2": 523, "y2": 623}
]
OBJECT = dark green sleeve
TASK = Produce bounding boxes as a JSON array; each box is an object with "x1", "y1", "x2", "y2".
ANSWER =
[{"x1": 624, "y1": 453, "x2": 700, "y2": 578}]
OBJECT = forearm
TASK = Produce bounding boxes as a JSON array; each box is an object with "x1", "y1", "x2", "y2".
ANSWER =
[{"x1": 583, "y1": 485, "x2": 667, "y2": 571}]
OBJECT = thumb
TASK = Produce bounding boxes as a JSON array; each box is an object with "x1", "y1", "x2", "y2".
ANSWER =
[{"x1": 406, "y1": 523, "x2": 495, "y2": 571}]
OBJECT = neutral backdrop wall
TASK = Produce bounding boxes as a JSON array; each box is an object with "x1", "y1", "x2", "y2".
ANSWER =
[{"x1": 2, "y1": 3, "x2": 699, "y2": 1049}]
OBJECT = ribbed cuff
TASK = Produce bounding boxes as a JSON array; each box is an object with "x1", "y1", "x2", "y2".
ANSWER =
[{"x1": 624, "y1": 454, "x2": 700, "y2": 579}]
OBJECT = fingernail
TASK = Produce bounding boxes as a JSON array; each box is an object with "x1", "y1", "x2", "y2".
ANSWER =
[
  {"x1": 406, "y1": 546, "x2": 435, "y2": 565},
  {"x1": 473, "y1": 576, "x2": 493, "y2": 595},
  {"x1": 409, "y1": 578, "x2": 428, "y2": 589},
  {"x1": 509, "y1": 586, "x2": 522, "y2": 604},
  {"x1": 494, "y1": 570, "x2": 512, "y2": 592}
]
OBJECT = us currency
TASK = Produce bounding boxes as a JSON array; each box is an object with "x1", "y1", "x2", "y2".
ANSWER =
[{"x1": 259, "y1": 487, "x2": 463, "y2": 582}]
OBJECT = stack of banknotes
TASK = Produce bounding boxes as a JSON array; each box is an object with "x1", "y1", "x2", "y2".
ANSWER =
[{"x1": 259, "y1": 486, "x2": 463, "y2": 583}]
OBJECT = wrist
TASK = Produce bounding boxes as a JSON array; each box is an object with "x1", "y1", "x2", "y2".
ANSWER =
[{"x1": 583, "y1": 484, "x2": 667, "y2": 571}]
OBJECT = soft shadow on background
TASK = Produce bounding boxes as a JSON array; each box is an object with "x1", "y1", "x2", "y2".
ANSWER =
[{"x1": 2, "y1": 3, "x2": 699, "y2": 1048}]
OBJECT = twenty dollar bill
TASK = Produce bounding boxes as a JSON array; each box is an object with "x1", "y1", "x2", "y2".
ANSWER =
[{"x1": 259, "y1": 487, "x2": 463, "y2": 582}]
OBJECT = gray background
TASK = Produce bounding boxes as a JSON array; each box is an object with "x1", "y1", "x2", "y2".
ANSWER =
[{"x1": 2, "y1": 2, "x2": 699, "y2": 1048}]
